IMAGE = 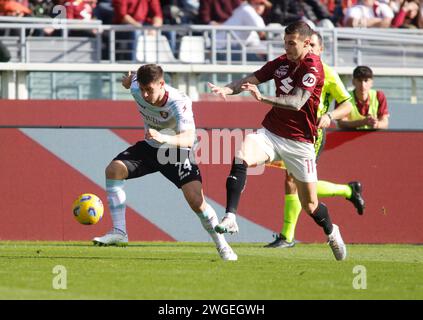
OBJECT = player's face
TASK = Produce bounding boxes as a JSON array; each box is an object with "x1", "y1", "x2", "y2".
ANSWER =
[
  {"x1": 309, "y1": 34, "x2": 323, "y2": 56},
  {"x1": 284, "y1": 33, "x2": 310, "y2": 62},
  {"x1": 139, "y1": 79, "x2": 165, "y2": 105},
  {"x1": 353, "y1": 78, "x2": 373, "y2": 96}
]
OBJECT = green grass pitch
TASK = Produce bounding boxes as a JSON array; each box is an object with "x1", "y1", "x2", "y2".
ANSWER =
[{"x1": 0, "y1": 242, "x2": 422, "y2": 300}]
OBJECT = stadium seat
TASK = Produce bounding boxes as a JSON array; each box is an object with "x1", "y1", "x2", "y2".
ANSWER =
[
  {"x1": 179, "y1": 36, "x2": 206, "y2": 64},
  {"x1": 27, "y1": 37, "x2": 100, "y2": 63},
  {"x1": 0, "y1": 36, "x2": 19, "y2": 62},
  {"x1": 135, "y1": 35, "x2": 177, "y2": 63},
  {"x1": 0, "y1": 36, "x2": 100, "y2": 63}
]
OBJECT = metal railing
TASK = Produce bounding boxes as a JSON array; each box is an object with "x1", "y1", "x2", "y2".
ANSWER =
[
  {"x1": 1, "y1": 17, "x2": 423, "y2": 67},
  {"x1": 1, "y1": 62, "x2": 422, "y2": 103},
  {"x1": 0, "y1": 17, "x2": 423, "y2": 102}
]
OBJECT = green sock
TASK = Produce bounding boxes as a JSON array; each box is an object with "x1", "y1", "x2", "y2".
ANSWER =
[
  {"x1": 317, "y1": 180, "x2": 352, "y2": 198},
  {"x1": 280, "y1": 194, "x2": 302, "y2": 243}
]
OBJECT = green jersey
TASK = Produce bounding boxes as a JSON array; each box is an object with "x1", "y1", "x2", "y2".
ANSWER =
[
  {"x1": 349, "y1": 89, "x2": 380, "y2": 130},
  {"x1": 315, "y1": 63, "x2": 351, "y2": 158},
  {"x1": 318, "y1": 63, "x2": 351, "y2": 117}
]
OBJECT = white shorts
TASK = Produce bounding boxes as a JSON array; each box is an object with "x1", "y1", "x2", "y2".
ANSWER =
[{"x1": 248, "y1": 128, "x2": 317, "y2": 183}]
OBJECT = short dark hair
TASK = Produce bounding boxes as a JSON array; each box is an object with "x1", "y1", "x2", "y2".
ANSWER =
[
  {"x1": 285, "y1": 20, "x2": 313, "y2": 39},
  {"x1": 137, "y1": 64, "x2": 164, "y2": 86},
  {"x1": 312, "y1": 31, "x2": 323, "y2": 47},
  {"x1": 353, "y1": 66, "x2": 373, "y2": 80}
]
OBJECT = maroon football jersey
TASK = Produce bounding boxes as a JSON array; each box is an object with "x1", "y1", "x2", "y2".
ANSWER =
[{"x1": 254, "y1": 52, "x2": 324, "y2": 143}]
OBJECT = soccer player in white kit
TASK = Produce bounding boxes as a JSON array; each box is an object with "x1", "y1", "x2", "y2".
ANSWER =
[{"x1": 93, "y1": 64, "x2": 237, "y2": 261}]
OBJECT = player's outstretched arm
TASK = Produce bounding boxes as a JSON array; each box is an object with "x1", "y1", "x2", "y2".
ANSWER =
[
  {"x1": 208, "y1": 74, "x2": 260, "y2": 100},
  {"x1": 242, "y1": 84, "x2": 311, "y2": 111}
]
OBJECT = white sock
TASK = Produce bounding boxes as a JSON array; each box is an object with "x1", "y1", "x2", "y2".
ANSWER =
[
  {"x1": 106, "y1": 179, "x2": 127, "y2": 234},
  {"x1": 226, "y1": 212, "x2": 236, "y2": 220},
  {"x1": 197, "y1": 204, "x2": 229, "y2": 249}
]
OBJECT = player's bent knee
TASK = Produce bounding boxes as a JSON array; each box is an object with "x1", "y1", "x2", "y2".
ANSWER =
[
  {"x1": 185, "y1": 193, "x2": 205, "y2": 213},
  {"x1": 105, "y1": 161, "x2": 128, "y2": 180},
  {"x1": 181, "y1": 181, "x2": 205, "y2": 213},
  {"x1": 285, "y1": 176, "x2": 297, "y2": 194},
  {"x1": 237, "y1": 136, "x2": 269, "y2": 166},
  {"x1": 286, "y1": 173, "x2": 295, "y2": 183},
  {"x1": 303, "y1": 201, "x2": 319, "y2": 215}
]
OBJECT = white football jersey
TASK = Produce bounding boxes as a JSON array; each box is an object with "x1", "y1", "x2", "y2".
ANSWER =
[{"x1": 130, "y1": 77, "x2": 195, "y2": 148}]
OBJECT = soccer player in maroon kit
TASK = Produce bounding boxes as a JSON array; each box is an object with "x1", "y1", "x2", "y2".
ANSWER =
[{"x1": 208, "y1": 21, "x2": 346, "y2": 260}]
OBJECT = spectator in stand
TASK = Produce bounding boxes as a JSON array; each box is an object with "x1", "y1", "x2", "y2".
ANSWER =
[
  {"x1": 64, "y1": 0, "x2": 98, "y2": 36},
  {"x1": 0, "y1": 0, "x2": 31, "y2": 36},
  {"x1": 92, "y1": 0, "x2": 114, "y2": 61},
  {"x1": 25, "y1": 0, "x2": 56, "y2": 36},
  {"x1": 343, "y1": 0, "x2": 394, "y2": 27},
  {"x1": 317, "y1": 0, "x2": 357, "y2": 26},
  {"x1": 94, "y1": 0, "x2": 114, "y2": 24},
  {"x1": 112, "y1": 0, "x2": 163, "y2": 61},
  {"x1": 384, "y1": 0, "x2": 402, "y2": 13},
  {"x1": 336, "y1": 66, "x2": 389, "y2": 130},
  {"x1": 301, "y1": 0, "x2": 336, "y2": 28},
  {"x1": 112, "y1": 0, "x2": 163, "y2": 27},
  {"x1": 28, "y1": 0, "x2": 55, "y2": 17},
  {"x1": 267, "y1": 0, "x2": 334, "y2": 28},
  {"x1": 0, "y1": 0, "x2": 30, "y2": 13},
  {"x1": 391, "y1": 0, "x2": 423, "y2": 28},
  {"x1": 266, "y1": 0, "x2": 303, "y2": 25},
  {"x1": 320, "y1": 1, "x2": 361, "y2": 27},
  {"x1": 160, "y1": 0, "x2": 199, "y2": 56},
  {"x1": 65, "y1": 0, "x2": 97, "y2": 20},
  {"x1": 161, "y1": 0, "x2": 199, "y2": 25},
  {"x1": 198, "y1": 0, "x2": 242, "y2": 25},
  {"x1": 0, "y1": 0, "x2": 31, "y2": 16},
  {"x1": 216, "y1": 0, "x2": 270, "y2": 60}
]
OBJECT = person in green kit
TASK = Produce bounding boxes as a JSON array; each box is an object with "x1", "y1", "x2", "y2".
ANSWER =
[
  {"x1": 336, "y1": 66, "x2": 389, "y2": 130},
  {"x1": 265, "y1": 31, "x2": 365, "y2": 248}
]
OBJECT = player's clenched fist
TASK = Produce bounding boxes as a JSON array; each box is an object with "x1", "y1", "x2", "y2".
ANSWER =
[{"x1": 145, "y1": 128, "x2": 165, "y2": 144}]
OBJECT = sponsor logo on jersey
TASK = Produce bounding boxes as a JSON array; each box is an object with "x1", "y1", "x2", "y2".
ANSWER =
[
  {"x1": 160, "y1": 111, "x2": 169, "y2": 119},
  {"x1": 274, "y1": 65, "x2": 289, "y2": 78},
  {"x1": 138, "y1": 109, "x2": 161, "y2": 125},
  {"x1": 302, "y1": 73, "x2": 316, "y2": 87}
]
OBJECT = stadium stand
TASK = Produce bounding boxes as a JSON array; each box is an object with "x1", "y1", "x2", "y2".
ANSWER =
[{"x1": 0, "y1": 15, "x2": 422, "y2": 105}]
